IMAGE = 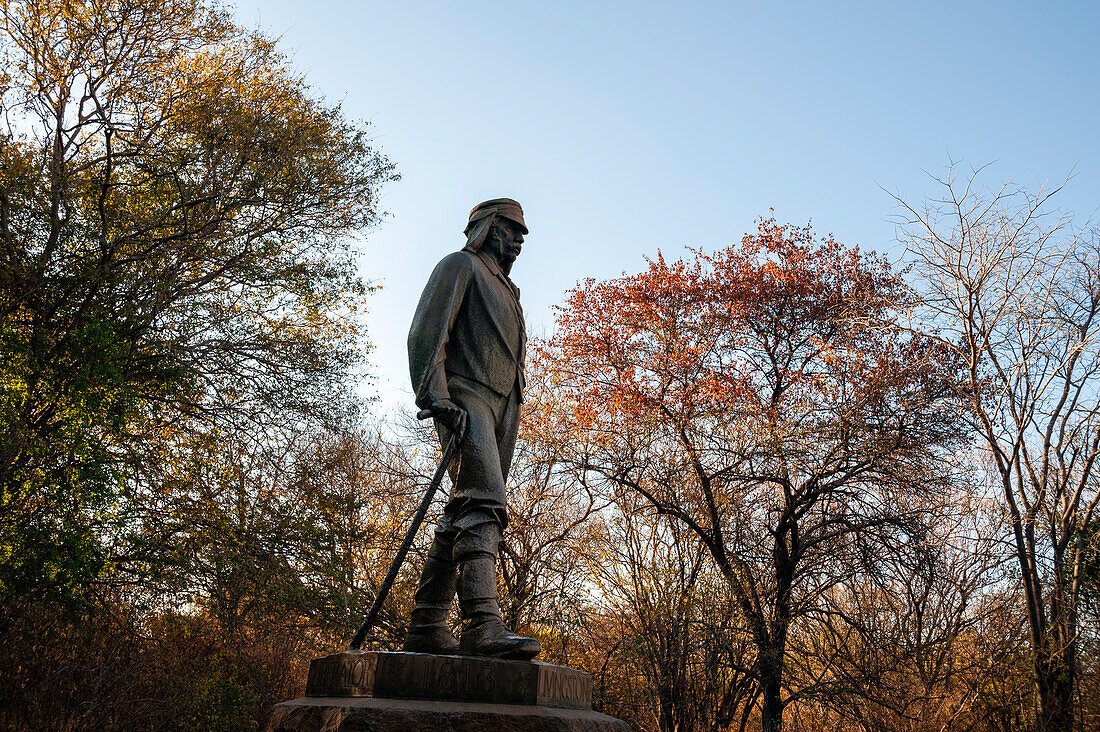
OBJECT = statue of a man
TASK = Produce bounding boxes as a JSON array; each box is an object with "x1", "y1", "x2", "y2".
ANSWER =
[{"x1": 404, "y1": 198, "x2": 540, "y2": 660}]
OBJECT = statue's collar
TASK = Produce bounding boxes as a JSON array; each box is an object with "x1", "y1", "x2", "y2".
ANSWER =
[{"x1": 468, "y1": 247, "x2": 520, "y2": 301}]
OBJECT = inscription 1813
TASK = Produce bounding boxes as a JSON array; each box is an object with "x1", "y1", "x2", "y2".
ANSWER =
[
  {"x1": 304, "y1": 651, "x2": 592, "y2": 710},
  {"x1": 376, "y1": 653, "x2": 536, "y2": 705}
]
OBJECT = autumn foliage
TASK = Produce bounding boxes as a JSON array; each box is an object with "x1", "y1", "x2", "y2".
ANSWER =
[
  {"x1": 547, "y1": 217, "x2": 954, "y2": 448},
  {"x1": 534, "y1": 217, "x2": 965, "y2": 731},
  {"x1": 3, "y1": 2, "x2": 1100, "y2": 728}
]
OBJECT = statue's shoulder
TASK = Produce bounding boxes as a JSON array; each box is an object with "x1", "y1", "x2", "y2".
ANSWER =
[{"x1": 431, "y1": 249, "x2": 478, "y2": 276}]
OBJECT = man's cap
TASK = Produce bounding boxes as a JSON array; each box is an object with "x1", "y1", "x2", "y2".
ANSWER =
[{"x1": 464, "y1": 198, "x2": 528, "y2": 236}]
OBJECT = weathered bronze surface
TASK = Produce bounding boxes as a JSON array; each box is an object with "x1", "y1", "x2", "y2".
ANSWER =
[
  {"x1": 304, "y1": 651, "x2": 592, "y2": 710},
  {"x1": 403, "y1": 199, "x2": 539, "y2": 660}
]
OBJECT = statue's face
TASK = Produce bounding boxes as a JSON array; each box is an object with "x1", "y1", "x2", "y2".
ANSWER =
[{"x1": 489, "y1": 218, "x2": 525, "y2": 267}]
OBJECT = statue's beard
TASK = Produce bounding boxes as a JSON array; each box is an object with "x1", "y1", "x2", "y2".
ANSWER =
[
  {"x1": 498, "y1": 242, "x2": 520, "y2": 269},
  {"x1": 485, "y1": 232, "x2": 520, "y2": 273}
]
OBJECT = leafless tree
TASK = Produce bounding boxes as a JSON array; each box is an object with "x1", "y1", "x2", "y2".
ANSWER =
[
  {"x1": 576, "y1": 493, "x2": 755, "y2": 732},
  {"x1": 895, "y1": 162, "x2": 1100, "y2": 732},
  {"x1": 800, "y1": 470, "x2": 1020, "y2": 731}
]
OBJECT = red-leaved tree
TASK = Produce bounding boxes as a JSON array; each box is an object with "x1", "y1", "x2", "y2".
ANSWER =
[{"x1": 534, "y1": 217, "x2": 965, "y2": 731}]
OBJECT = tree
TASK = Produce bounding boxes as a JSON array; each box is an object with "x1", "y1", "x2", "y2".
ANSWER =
[
  {"x1": 538, "y1": 217, "x2": 964, "y2": 731},
  {"x1": 579, "y1": 496, "x2": 755, "y2": 732},
  {"x1": 804, "y1": 478, "x2": 1017, "y2": 732},
  {"x1": 0, "y1": 0, "x2": 396, "y2": 607},
  {"x1": 497, "y1": 368, "x2": 608, "y2": 649},
  {"x1": 896, "y1": 164, "x2": 1100, "y2": 732}
]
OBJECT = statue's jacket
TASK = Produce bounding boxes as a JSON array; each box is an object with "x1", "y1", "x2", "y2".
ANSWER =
[{"x1": 408, "y1": 248, "x2": 526, "y2": 410}]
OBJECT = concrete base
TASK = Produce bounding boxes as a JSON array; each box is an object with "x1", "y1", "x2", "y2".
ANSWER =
[{"x1": 268, "y1": 696, "x2": 632, "y2": 731}]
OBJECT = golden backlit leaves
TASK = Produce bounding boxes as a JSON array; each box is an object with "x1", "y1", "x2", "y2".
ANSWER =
[{"x1": 0, "y1": 0, "x2": 396, "y2": 647}]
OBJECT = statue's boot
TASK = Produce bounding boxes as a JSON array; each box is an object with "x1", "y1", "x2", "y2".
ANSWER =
[
  {"x1": 455, "y1": 522, "x2": 540, "y2": 660},
  {"x1": 403, "y1": 538, "x2": 459, "y2": 654}
]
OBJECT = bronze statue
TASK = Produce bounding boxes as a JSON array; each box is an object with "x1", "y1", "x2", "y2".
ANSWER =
[{"x1": 404, "y1": 198, "x2": 539, "y2": 660}]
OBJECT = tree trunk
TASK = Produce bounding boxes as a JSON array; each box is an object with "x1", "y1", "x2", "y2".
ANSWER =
[
  {"x1": 755, "y1": 640, "x2": 786, "y2": 732},
  {"x1": 1034, "y1": 646, "x2": 1074, "y2": 732},
  {"x1": 1026, "y1": 540, "x2": 1078, "y2": 732},
  {"x1": 760, "y1": 669, "x2": 783, "y2": 732},
  {"x1": 758, "y1": 528, "x2": 794, "y2": 732}
]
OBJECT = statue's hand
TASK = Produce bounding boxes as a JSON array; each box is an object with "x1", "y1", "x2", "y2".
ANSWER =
[{"x1": 430, "y1": 398, "x2": 467, "y2": 440}]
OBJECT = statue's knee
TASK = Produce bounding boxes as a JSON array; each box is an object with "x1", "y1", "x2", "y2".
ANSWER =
[{"x1": 453, "y1": 516, "x2": 502, "y2": 560}]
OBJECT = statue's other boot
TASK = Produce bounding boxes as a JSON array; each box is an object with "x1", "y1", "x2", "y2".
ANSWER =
[
  {"x1": 455, "y1": 524, "x2": 540, "y2": 661},
  {"x1": 403, "y1": 540, "x2": 459, "y2": 654}
]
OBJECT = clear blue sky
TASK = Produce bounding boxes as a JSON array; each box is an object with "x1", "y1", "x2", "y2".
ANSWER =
[{"x1": 232, "y1": 1, "x2": 1100, "y2": 417}]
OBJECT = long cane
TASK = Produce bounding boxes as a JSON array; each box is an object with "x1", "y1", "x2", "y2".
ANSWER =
[{"x1": 347, "y1": 409, "x2": 463, "y2": 651}]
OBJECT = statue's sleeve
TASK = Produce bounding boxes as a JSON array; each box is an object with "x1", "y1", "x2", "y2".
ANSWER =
[{"x1": 408, "y1": 253, "x2": 472, "y2": 410}]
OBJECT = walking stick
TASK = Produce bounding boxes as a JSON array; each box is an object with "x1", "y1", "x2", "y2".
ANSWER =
[{"x1": 347, "y1": 409, "x2": 463, "y2": 651}]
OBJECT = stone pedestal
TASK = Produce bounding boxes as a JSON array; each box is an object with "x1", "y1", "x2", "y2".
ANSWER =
[
  {"x1": 268, "y1": 651, "x2": 631, "y2": 731},
  {"x1": 269, "y1": 696, "x2": 631, "y2": 732}
]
